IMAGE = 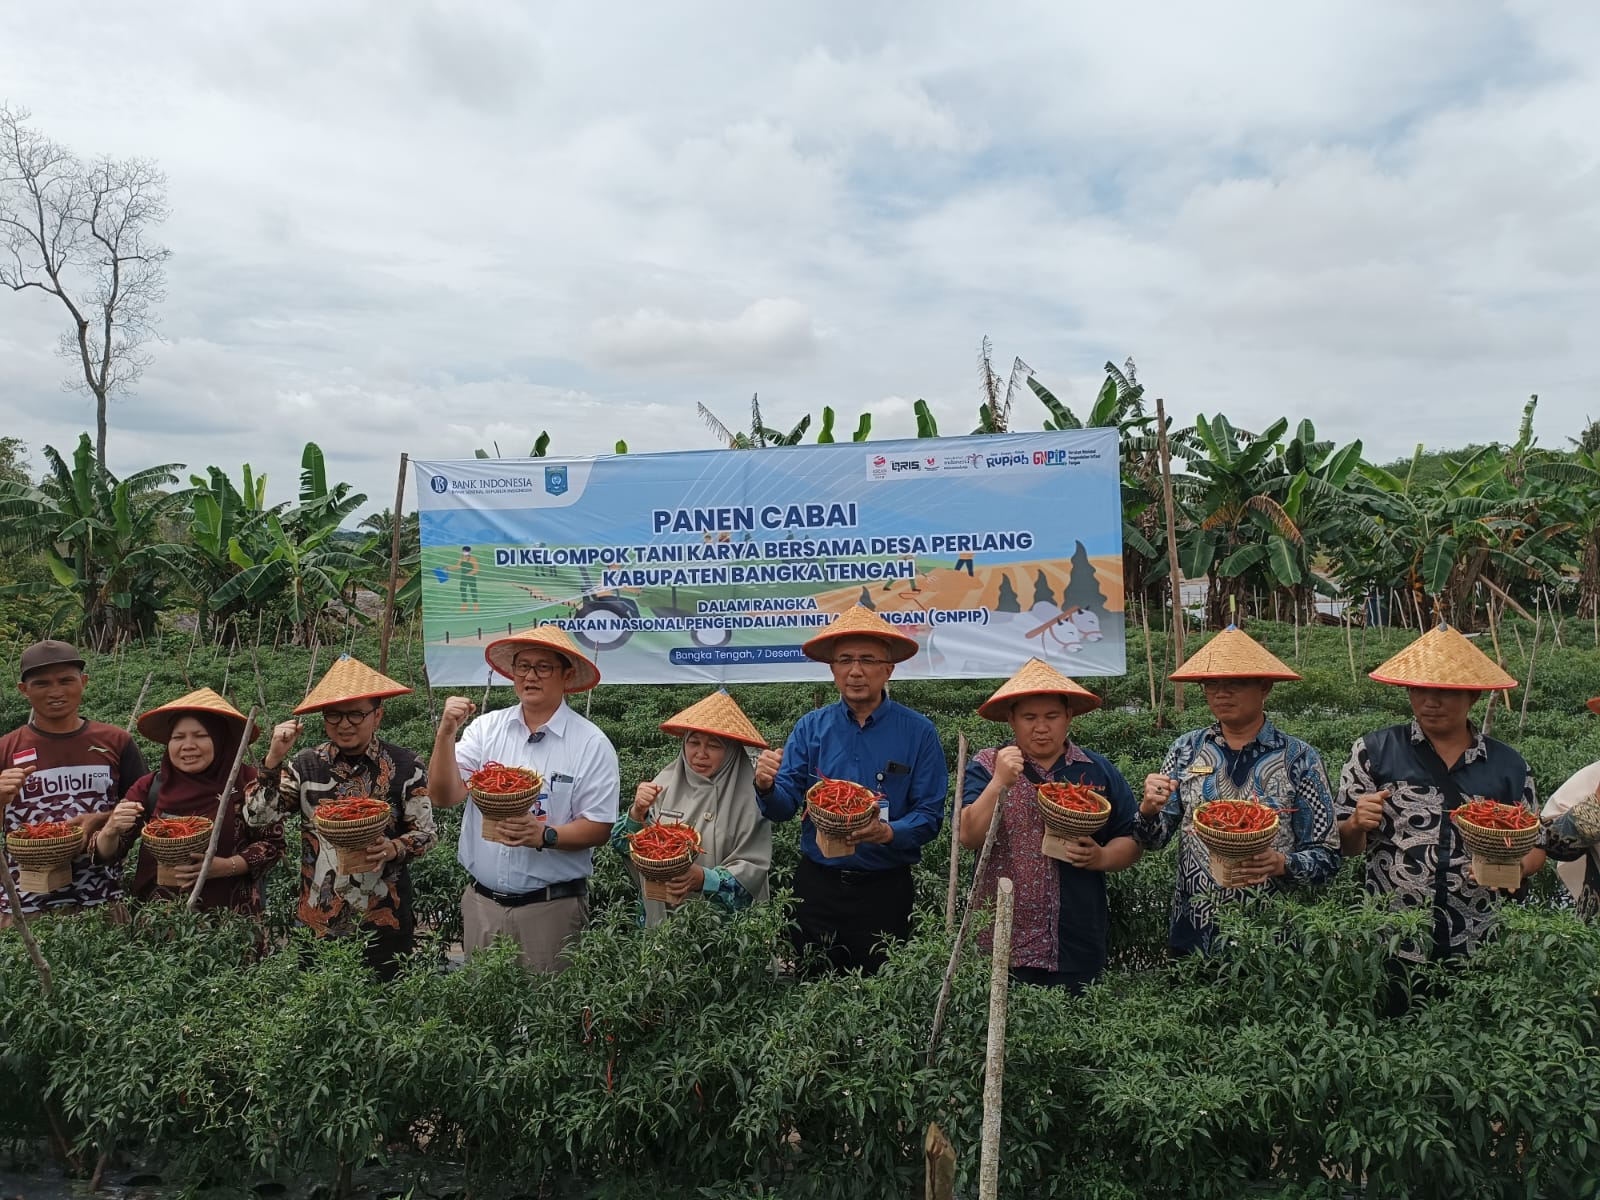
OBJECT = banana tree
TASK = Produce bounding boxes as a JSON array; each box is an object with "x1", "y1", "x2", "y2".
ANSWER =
[
  {"x1": 816, "y1": 406, "x2": 872, "y2": 443},
  {"x1": 210, "y1": 512, "x2": 373, "y2": 646},
  {"x1": 1173, "y1": 414, "x2": 1309, "y2": 626},
  {"x1": 184, "y1": 463, "x2": 287, "y2": 640},
  {"x1": 0, "y1": 432, "x2": 191, "y2": 645}
]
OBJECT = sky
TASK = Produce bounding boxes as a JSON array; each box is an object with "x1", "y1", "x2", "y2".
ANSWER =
[{"x1": 2, "y1": 1, "x2": 1598, "y2": 513}]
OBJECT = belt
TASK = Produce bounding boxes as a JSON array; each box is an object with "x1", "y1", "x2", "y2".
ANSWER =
[
  {"x1": 472, "y1": 879, "x2": 586, "y2": 908},
  {"x1": 806, "y1": 860, "x2": 911, "y2": 886}
]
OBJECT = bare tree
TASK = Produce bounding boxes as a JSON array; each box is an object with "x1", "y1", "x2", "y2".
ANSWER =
[{"x1": 0, "y1": 104, "x2": 170, "y2": 466}]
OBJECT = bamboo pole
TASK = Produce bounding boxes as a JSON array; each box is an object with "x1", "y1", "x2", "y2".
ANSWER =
[
  {"x1": 125, "y1": 673, "x2": 153, "y2": 733},
  {"x1": 379, "y1": 453, "x2": 410, "y2": 674},
  {"x1": 305, "y1": 633, "x2": 321, "y2": 697},
  {"x1": 1140, "y1": 589, "x2": 1159, "y2": 721},
  {"x1": 1484, "y1": 593, "x2": 1512, "y2": 719},
  {"x1": 1481, "y1": 576, "x2": 1536, "y2": 623},
  {"x1": 0, "y1": 860, "x2": 52, "y2": 995},
  {"x1": 1546, "y1": 587, "x2": 1564, "y2": 648},
  {"x1": 945, "y1": 732, "x2": 968, "y2": 932},
  {"x1": 1518, "y1": 595, "x2": 1545, "y2": 740},
  {"x1": 977, "y1": 878, "x2": 1014, "y2": 1200},
  {"x1": 926, "y1": 773, "x2": 1008, "y2": 1069},
  {"x1": 1344, "y1": 605, "x2": 1357, "y2": 683},
  {"x1": 187, "y1": 706, "x2": 261, "y2": 910},
  {"x1": 1154, "y1": 397, "x2": 1185, "y2": 711}
]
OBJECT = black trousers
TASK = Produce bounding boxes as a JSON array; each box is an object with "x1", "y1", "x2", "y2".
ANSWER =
[{"x1": 791, "y1": 857, "x2": 914, "y2": 976}]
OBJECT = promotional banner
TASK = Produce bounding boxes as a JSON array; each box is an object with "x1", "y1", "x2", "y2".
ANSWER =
[{"x1": 415, "y1": 431, "x2": 1124, "y2": 685}]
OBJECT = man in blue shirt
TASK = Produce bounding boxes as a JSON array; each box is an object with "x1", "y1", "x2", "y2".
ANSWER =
[{"x1": 755, "y1": 606, "x2": 947, "y2": 975}]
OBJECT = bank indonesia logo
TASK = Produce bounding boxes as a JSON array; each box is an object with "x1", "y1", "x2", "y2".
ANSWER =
[
  {"x1": 544, "y1": 465, "x2": 569, "y2": 496},
  {"x1": 429, "y1": 475, "x2": 449, "y2": 494}
]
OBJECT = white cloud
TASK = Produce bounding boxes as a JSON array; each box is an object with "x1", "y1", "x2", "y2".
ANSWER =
[
  {"x1": 587, "y1": 298, "x2": 821, "y2": 369},
  {"x1": 2, "y1": 0, "x2": 1599, "y2": 509}
]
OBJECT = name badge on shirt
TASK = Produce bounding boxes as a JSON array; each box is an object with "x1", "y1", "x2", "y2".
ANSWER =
[
  {"x1": 1186, "y1": 764, "x2": 1214, "y2": 776},
  {"x1": 661, "y1": 808, "x2": 685, "y2": 823}
]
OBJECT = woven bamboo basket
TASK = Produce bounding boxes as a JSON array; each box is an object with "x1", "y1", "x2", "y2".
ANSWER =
[
  {"x1": 805, "y1": 782, "x2": 879, "y2": 837},
  {"x1": 312, "y1": 805, "x2": 391, "y2": 848},
  {"x1": 1192, "y1": 803, "x2": 1280, "y2": 887},
  {"x1": 1036, "y1": 786, "x2": 1111, "y2": 839},
  {"x1": 1455, "y1": 814, "x2": 1540, "y2": 864},
  {"x1": 141, "y1": 820, "x2": 213, "y2": 865},
  {"x1": 469, "y1": 778, "x2": 543, "y2": 821},
  {"x1": 5, "y1": 827, "x2": 85, "y2": 872},
  {"x1": 629, "y1": 825, "x2": 701, "y2": 902}
]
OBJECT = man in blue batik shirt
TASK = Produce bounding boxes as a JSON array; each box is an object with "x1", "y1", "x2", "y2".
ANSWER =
[
  {"x1": 755, "y1": 606, "x2": 947, "y2": 975},
  {"x1": 1133, "y1": 626, "x2": 1340, "y2": 956}
]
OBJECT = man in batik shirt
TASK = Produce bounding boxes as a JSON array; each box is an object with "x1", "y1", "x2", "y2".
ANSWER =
[
  {"x1": 247, "y1": 655, "x2": 437, "y2": 980},
  {"x1": 1135, "y1": 626, "x2": 1340, "y2": 955},
  {"x1": 1336, "y1": 624, "x2": 1543, "y2": 1013}
]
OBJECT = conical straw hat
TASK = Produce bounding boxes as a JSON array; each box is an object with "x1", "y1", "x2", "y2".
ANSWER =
[
  {"x1": 138, "y1": 687, "x2": 260, "y2": 744},
  {"x1": 978, "y1": 657, "x2": 1102, "y2": 721},
  {"x1": 484, "y1": 624, "x2": 601, "y2": 692},
  {"x1": 802, "y1": 605, "x2": 919, "y2": 663},
  {"x1": 1169, "y1": 626, "x2": 1302, "y2": 682},
  {"x1": 1587, "y1": 697, "x2": 1600, "y2": 717},
  {"x1": 660, "y1": 689, "x2": 768, "y2": 748},
  {"x1": 294, "y1": 655, "x2": 413, "y2": 714},
  {"x1": 1369, "y1": 624, "x2": 1516, "y2": 691}
]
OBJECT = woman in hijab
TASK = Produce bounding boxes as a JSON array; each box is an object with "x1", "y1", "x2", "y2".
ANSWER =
[
  {"x1": 95, "y1": 688, "x2": 285, "y2": 915},
  {"x1": 610, "y1": 690, "x2": 772, "y2": 926}
]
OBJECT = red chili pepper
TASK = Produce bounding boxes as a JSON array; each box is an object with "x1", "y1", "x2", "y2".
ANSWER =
[
  {"x1": 9, "y1": 820, "x2": 78, "y2": 840},
  {"x1": 1194, "y1": 799, "x2": 1281, "y2": 833},
  {"x1": 144, "y1": 815, "x2": 212, "y2": 839},
  {"x1": 467, "y1": 762, "x2": 543, "y2": 794},
  {"x1": 1453, "y1": 799, "x2": 1538, "y2": 832},
  {"x1": 625, "y1": 822, "x2": 702, "y2": 861},
  {"x1": 805, "y1": 775, "x2": 880, "y2": 817},
  {"x1": 316, "y1": 797, "x2": 389, "y2": 822},
  {"x1": 1038, "y1": 782, "x2": 1108, "y2": 812}
]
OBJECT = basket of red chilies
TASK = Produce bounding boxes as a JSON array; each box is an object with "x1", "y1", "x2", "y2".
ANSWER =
[
  {"x1": 1035, "y1": 781, "x2": 1111, "y2": 838},
  {"x1": 312, "y1": 797, "x2": 391, "y2": 873},
  {"x1": 1453, "y1": 798, "x2": 1540, "y2": 890},
  {"x1": 805, "y1": 775, "x2": 880, "y2": 858},
  {"x1": 626, "y1": 821, "x2": 703, "y2": 902},
  {"x1": 142, "y1": 814, "x2": 214, "y2": 885},
  {"x1": 1191, "y1": 798, "x2": 1281, "y2": 887}
]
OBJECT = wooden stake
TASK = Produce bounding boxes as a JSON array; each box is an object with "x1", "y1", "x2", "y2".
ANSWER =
[
  {"x1": 1154, "y1": 396, "x2": 1185, "y2": 711},
  {"x1": 978, "y1": 877, "x2": 1014, "y2": 1200},
  {"x1": 1140, "y1": 589, "x2": 1159, "y2": 719},
  {"x1": 945, "y1": 732, "x2": 968, "y2": 932},
  {"x1": 1518, "y1": 595, "x2": 1545, "y2": 740},
  {"x1": 926, "y1": 774, "x2": 1008, "y2": 1069},
  {"x1": 305, "y1": 633, "x2": 321, "y2": 697},
  {"x1": 1546, "y1": 587, "x2": 1564, "y2": 648},
  {"x1": 187, "y1": 706, "x2": 261, "y2": 910},
  {"x1": 379, "y1": 453, "x2": 410, "y2": 675},
  {"x1": 183, "y1": 615, "x2": 203, "y2": 679},
  {"x1": 125, "y1": 673, "x2": 153, "y2": 733},
  {"x1": 1344, "y1": 606, "x2": 1357, "y2": 683},
  {"x1": 0, "y1": 863, "x2": 52, "y2": 995},
  {"x1": 1481, "y1": 576, "x2": 1536, "y2": 623}
]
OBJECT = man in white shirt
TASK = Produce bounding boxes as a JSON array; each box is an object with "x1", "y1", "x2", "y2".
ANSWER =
[{"x1": 429, "y1": 624, "x2": 619, "y2": 972}]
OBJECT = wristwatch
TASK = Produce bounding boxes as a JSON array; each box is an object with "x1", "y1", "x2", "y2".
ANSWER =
[{"x1": 540, "y1": 824, "x2": 559, "y2": 850}]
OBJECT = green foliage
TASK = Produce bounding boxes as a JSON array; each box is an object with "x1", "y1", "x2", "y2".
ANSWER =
[{"x1": 4, "y1": 621, "x2": 1600, "y2": 1194}]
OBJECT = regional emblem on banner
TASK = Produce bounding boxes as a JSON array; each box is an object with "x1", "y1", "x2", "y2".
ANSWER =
[{"x1": 544, "y1": 465, "x2": 568, "y2": 496}]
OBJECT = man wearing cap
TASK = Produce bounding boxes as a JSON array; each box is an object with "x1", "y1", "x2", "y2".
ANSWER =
[
  {"x1": 1335, "y1": 625, "x2": 1544, "y2": 989},
  {"x1": 754, "y1": 605, "x2": 948, "y2": 975},
  {"x1": 0, "y1": 640, "x2": 147, "y2": 924},
  {"x1": 429, "y1": 624, "x2": 620, "y2": 973},
  {"x1": 962, "y1": 658, "x2": 1141, "y2": 992},
  {"x1": 247, "y1": 655, "x2": 438, "y2": 980},
  {"x1": 1134, "y1": 627, "x2": 1340, "y2": 956}
]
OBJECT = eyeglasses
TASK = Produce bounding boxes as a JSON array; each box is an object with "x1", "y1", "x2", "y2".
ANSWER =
[
  {"x1": 510, "y1": 660, "x2": 563, "y2": 678},
  {"x1": 1200, "y1": 679, "x2": 1254, "y2": 694},
  {"x1": 323, "y1": 707, "x2": 379, "y2": 726},
  {"x1": 832, "y1": 656, "x2": 889, "y2": 669}
]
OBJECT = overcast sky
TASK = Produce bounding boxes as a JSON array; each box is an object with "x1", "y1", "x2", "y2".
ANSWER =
[{"x1": 2, "y1": 1, "x2": 1598, "y2": 512}]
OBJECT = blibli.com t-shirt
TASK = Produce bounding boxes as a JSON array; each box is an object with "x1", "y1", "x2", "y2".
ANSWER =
[{"x1": 0, "y1": 720, "x2": 146, "y2": 913}]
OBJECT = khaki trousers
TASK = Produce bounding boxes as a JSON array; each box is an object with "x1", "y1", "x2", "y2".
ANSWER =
[{"x1": 461, "y1": 885, "x2": 586, "y2": 973}]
